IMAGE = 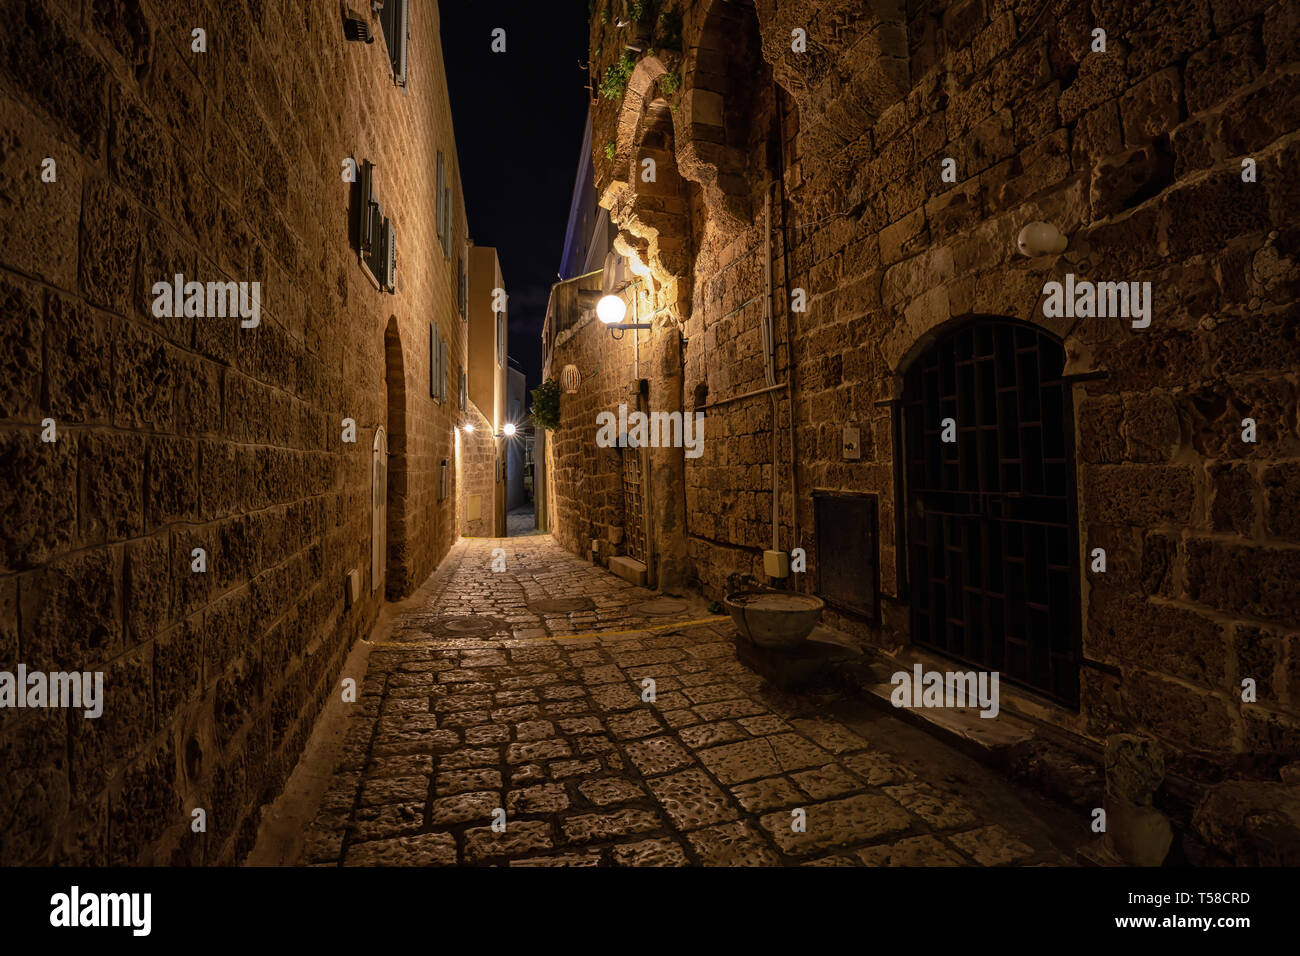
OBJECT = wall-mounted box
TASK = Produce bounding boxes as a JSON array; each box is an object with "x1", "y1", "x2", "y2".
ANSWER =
[{"x1": 842, "y1": 425, "x2": 861, "y2": 460}]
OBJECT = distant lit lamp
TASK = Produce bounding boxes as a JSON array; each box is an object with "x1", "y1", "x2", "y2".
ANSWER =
[
  {"x1": 561, "y1": 365, "x2": 581, "y2": 394},
  {"x1": 461, "y1": 423, "x2": 474, "y2": 433},
  {"x1": 501, "y1": 423, "x2": 517, "y2": 437}
]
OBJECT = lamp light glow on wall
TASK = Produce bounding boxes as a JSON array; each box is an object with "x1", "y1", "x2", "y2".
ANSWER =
[{"x1": 598, "y1": 250, "x2": 651, "y2": 332}]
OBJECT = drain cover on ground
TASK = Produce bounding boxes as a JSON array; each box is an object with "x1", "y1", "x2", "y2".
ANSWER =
[
  {"x1": 439, "y1": 616, "x2": 497, "y2": 633},
  {"x1": 527, "y1": 597, "x2": 595, "y2": 614},
  {"x1": 632, "y1": 598, "x2": 689, "y2": 616}
]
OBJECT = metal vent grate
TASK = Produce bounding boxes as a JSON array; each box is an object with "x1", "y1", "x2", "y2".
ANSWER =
[{"x1": 813, "y1": 491, "x2": 879, "y2": 623}]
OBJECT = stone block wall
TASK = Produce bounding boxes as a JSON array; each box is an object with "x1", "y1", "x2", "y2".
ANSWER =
[
  {"x1": 457, "y1": 401, "x2": 498, "y2": 538},
  {"x1": 0, "y1": 0, "x2": 468, "y2": 863},
  {"x1": 547, "y1": 314, "x2": 644, "y2": 566},
  {"x1": 572, "y1": 0, "x2": 1300, "y2": 760}
]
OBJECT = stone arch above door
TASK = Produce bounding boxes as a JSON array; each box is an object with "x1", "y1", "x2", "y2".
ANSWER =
[{"x1": 882, "y1": 260, "x2": 1106, "y2": 393}]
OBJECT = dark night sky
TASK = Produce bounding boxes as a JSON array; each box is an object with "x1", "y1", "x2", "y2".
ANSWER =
[{"x1": 439, "y1": 2, "x2": 592, "y2": 393}]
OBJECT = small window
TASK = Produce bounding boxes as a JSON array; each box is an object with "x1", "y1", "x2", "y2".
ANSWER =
[
  {"x1": 458, "y1": 366, "x2": 467, "y2": 411},
  {"x1": 496, "y1": 311, "x2": 505, "y2": 367},
  {"x1": 435, "y1": 153, "x2": 452, "y2": 259},
  {"x1": 457, "y1": 255, "x2": 467, "y2": 318},
  {"x1": 442, "y1": 182, "x2": 452, "y2": 259},
  {"x1": 436, "y1": 152, "x2": 448, "y2": 256},
  {"x1": 439, "y1": 458, "x2": 449, "y2": 501},
  {"x1": 358, "y1": 159, "x2": 395, "y2": 294},
  {"x1": 380, "y1": 0, "x2": 410, "y2": 91},
  {"x1": 430, "y1": 329, "x2": 449, "y2": 403},
  {"x1": 434, "y1": 321, "x2": 444, "y2": 400},
  {"x1": 439, "y1": 337, "x2": 449, "y2": 402}
]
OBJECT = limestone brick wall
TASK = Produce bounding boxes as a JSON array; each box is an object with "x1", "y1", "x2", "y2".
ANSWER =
[
  {"x1": 0, "y1": 0, "x2": 468, "y2": 863},
  {"x1": 547, "y1": 314, "x2": 646, "y2": 566},
  {"x1": 457, "y1": 401, "x2": 497, "y2": 538},
  {"x1": 577, "y1": 0, "x2": 1300, "y2": 759}
]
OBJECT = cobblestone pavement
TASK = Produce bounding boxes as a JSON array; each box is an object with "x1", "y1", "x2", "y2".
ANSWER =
[
  {"x1": 506, "y1": 506, "x2": 539, "y2": 537},
  {"x1": 300, "y1": 536, "x2": 1080, "y2": 866}
]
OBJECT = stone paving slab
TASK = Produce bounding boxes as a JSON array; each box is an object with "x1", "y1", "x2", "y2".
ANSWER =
[{"x1": 300, "y1": 536, "x2": 1078, "y2": 866}]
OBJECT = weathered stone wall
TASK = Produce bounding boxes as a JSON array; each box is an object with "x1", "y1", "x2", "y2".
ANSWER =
[
  {"x1": 0, "y1": 0, "x2": 468, "y2": 863},
  {"x1": 574, "y1": 0, "x2": 1300, "y2": 760},
  {"x1": 457, "y1": 401, "x2": 497, "y2": 538},
  {"x1": 547, "y1": 313, "x2": 644, "y2": 567}
]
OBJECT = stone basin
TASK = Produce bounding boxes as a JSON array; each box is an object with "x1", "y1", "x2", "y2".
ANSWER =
[{"x1": 725, "y1": 589, "x2": 825, "y2": 649}]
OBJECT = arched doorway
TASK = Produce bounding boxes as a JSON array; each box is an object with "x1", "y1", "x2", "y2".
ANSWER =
[
  {"x1": 901, "y1": 317, "x2": 1081, "y2": 706},
  {"x1": 383, "y1": 318, "x2": 408, "y2": 600}
]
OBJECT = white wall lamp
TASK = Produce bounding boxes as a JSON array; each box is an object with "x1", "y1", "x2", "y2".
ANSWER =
[
  {"x1": 597, "y1": 251, "x2": 652, "y2": 334},
  {"x1": 1016, "y1": 220, "x2": 1068, "y2": 257},
  {"x1": 561, "y1": 364, "x2": 581, "y2": 394}
]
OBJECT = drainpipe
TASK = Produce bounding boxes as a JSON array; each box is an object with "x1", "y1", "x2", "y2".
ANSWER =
[
  {"x1": 774, "y1": 83, "x2": 801, "y2": 569},
  {"x1": 764, "y1": 186, "x2": 779, "y2": 554}
]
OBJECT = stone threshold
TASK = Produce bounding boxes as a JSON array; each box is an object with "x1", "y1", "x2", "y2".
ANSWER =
[{"x1": 809, "y1": 630, "x2": 1112, "y2": 848}]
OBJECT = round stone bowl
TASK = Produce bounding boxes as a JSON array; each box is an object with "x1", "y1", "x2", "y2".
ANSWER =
[{"x1": 725, "y1": 590, "x2": 825, "y2": 650}]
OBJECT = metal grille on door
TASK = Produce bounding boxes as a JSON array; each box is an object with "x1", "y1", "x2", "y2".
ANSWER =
[
  {"x1": 902, "y1": 319, "x2": 1081, "y2": 706},
  {"x1": 621, "y1": 447, "x2": 646, "y2": 564}
]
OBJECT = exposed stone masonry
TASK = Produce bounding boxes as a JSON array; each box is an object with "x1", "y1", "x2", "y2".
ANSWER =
[
  {"x1": 1, "y1": 0, "x2": 469, "y2": 863},
  {"x1": 548, "y1": 0, "x2": 1300, "y2": 771}
]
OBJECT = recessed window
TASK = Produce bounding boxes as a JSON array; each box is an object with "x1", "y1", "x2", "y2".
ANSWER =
[
  {"x1": 457, "y1": 255, "x2": 467, "y2": 318},
  {"x1": 379, "y1": 0, "x2": 410, "y2": 91},
  {"x1": 436, "y1": 152, "x2": 452, "y2": 259},
  {"x1": 358, "y1": 160, "x2": 395, "y2": 294},
  {"x1": 439, "y1": 337, "x2": 448, "y2": 402},
  {"x1": 430, "y1": 323, "x2": 439, "y2": 401},
  {"x1": 430, "y1": 326, "x2": 449, "y2": 402}
]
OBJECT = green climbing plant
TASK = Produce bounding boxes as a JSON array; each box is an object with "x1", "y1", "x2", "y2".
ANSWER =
[
  {"x1": 598, "y1": 50, "x2": 636, "y2": 100},
  {"x1": 604, "y1": 141, "x2": 617, "y2": 160}
]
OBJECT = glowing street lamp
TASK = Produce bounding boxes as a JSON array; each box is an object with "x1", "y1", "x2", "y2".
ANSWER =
[
  {"x1": 596, "y1": 294, "x2": 627, "y2": 325},
  {"x1": 501, "y1": 422, "x2": 517, "y2": 437}
]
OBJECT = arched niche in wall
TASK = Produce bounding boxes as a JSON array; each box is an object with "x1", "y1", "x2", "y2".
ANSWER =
[{"x1": 383, "y1": 317, "x2": 409, "y2": 600}]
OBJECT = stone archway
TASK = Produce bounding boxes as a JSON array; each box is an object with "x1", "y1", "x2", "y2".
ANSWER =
[
  {"x1": 383, "y1": 317, "x2": 409, "y2": 600},
  {"x1": 675, "y1": 0, "x2": 769, "y2": 234}
]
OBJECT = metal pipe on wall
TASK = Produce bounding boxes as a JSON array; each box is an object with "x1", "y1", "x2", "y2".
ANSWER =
[
  {"x1": 774, "y1": 83, "x2": 801, "y2": 566},
  {"x1": 765, "y1": 185, "x2": 779, "y2": 554}
]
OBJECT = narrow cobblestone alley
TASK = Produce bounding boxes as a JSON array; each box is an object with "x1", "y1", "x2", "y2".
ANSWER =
[{"x1": 297, "y1": 536, "x2": 1082, "y2": 866}]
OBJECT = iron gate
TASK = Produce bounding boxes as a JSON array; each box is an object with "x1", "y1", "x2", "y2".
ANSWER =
[
  {"x1": 621, "y1": 447, "x2": 646, "y2": 563},
  {"x1": 902, "y1": 319, "x2": 1080, "y2": 706}
]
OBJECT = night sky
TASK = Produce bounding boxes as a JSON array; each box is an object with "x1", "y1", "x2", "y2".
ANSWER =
[{"x1": 439, "y1": 2, "x2": 592, "y2": 392}]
